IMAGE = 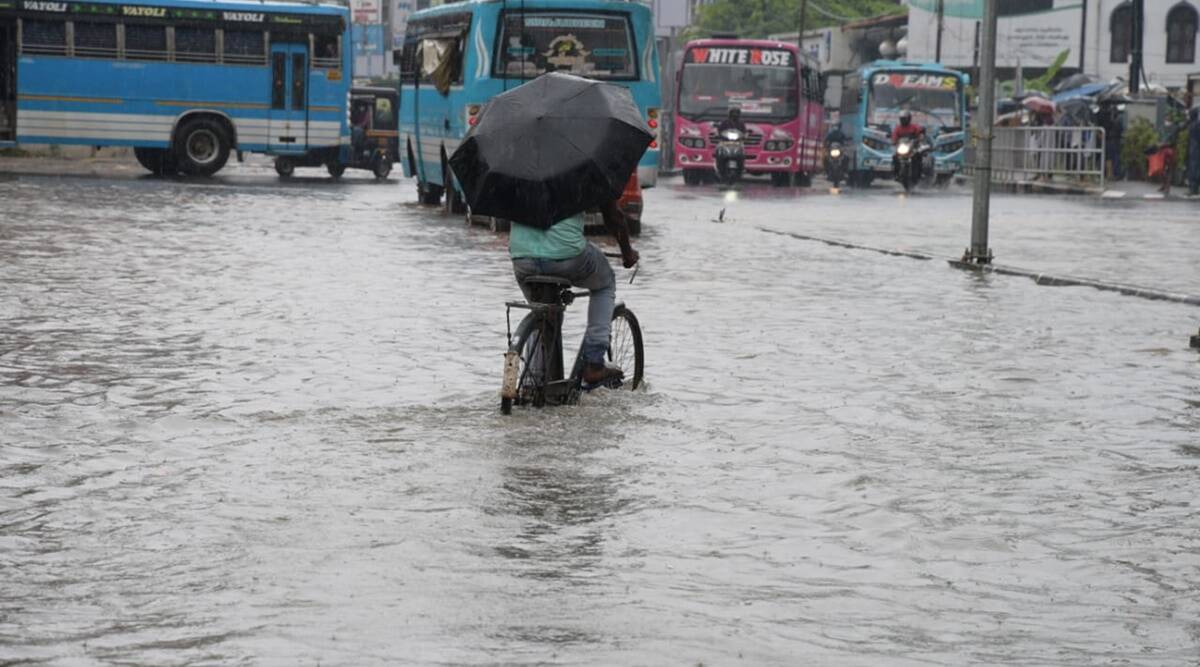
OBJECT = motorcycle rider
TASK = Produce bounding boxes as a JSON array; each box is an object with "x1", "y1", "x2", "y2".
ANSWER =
[
  {"x1": 824, "y1": 122, "x2": 847, "y2": 147},
  {"x1": 891, "y1": 110, "x2": 926, "y2": 179},
  {"x1": 717, "y1": 107, "x2": 747, "y2": 136}
]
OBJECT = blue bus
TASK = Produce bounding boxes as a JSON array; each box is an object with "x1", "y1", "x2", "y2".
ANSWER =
[
  {"x1": 396, "y1": 0, "x2": 661, "y2": 212},
  {"x1": 837, "y1": 60, "x2": 968, "y2": 186},
  {"x1": 0, "y1": 0, "x2": 351, "y2": 176}
]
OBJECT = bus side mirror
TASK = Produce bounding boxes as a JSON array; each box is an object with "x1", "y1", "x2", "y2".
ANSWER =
[{"x1": 393, "y1": 48, "x2": 403, "y2": 66}]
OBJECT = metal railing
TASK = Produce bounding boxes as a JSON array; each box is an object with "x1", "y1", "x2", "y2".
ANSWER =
[{"x1": 965, "y1": 126, "x2": 1106, "y2": 190}]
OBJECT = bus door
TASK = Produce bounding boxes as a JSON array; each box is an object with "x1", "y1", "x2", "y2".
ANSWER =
[
  {"x1": 0, "y1": 19, "x2": 14, "y2": 141},
  {"x1": 269, "y1": 43, "x2": 309, "y2": 152}
]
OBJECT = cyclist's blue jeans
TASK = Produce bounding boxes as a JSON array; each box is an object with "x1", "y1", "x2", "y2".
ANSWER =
[{"x1": 512, "y1": 243, "x2": 615, "y2": 365}]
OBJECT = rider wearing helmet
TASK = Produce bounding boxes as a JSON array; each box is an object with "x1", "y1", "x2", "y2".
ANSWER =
[
  {"x1": 891, "y1": 110, "x2": 927, "y2": 178},
  {"x1": 717, "y1": 107, "x2": 747, "y2": 135},
  {"x1": 891, "y1": 110, "x2": 925, "y2": 144}
]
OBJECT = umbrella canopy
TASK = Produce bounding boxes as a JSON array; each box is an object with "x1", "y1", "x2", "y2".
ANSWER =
[
  {"x1": 1052, "y1": 82, "x2": 1110, "y2": 103},
  {"x1": 1053, "y1": 72, "x2": 1098, "y2": 93},
  {"x1": 448, "y1": 72, "x2": 653, "y2": 229},
  {"x1": 1022, "y1": 96, "x2": 1056, "y2": 116}
]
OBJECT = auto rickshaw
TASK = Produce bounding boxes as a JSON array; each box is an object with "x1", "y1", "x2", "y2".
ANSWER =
[{"x1": 273, "y1": 86, "x2": 399, "y2": 180}]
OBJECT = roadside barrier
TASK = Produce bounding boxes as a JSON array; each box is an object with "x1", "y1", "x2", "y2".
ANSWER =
[{"x1": 964, "y1": 126, "x2": 1106, "y2": 190}]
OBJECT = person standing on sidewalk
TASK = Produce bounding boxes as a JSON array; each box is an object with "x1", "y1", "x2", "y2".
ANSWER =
[
  {"x1": 1187, "y1": 107, "x2": 1200, "y2": 196},
  {"x1": 1099, "y1": 102, "x2": 1125, "y2": 181}
]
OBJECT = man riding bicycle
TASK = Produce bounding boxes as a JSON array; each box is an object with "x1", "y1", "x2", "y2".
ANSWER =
[{"x1": 510, "y1": 199, "x2": 638, "y2": 386}]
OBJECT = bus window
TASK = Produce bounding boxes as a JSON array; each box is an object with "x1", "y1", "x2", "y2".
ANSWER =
[
  {"x1": 271, "y1": 52, "x2": 286, "y2": 109},
  {"x1": 176, "y1": 26, "x2": 216, "y2": 63},
  {"x1": 125, "y1": 23, "x2": 168, "y2": 61},
  {"x1": 74, "y1": 22, "x2": 117, "y2": 59},
  {"x1": 312, "y1": 33, "x2": 339, "y2": 68},
  {"x1": 867, "y1": 72, "x2": 963, "y2": 132},
  {"x1": 224, "y1": 29, "x2": 265, "y2": 65},
  {"x1": 419, "y1": 36, "x2": 462, "y2": 94},
  {"x1": 494, "y1": 11, "x2": 635, "y2": 80},
  {"x1": 678, "y1": 48, "x2": 797, "y2": 120},
  {"x1": 21, "y1": 19, "x2": 66, "y2": 56}
]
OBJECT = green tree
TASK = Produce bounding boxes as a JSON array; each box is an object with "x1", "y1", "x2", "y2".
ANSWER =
[{"x1": 688, "y1": 0, "x2": 905, "y2": 39}]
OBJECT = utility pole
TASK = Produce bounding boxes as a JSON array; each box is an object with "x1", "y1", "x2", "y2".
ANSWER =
[
  {"x1": 935, "y1": 0, "x2": 944, "y2": 62},
  {"x1": 1129, "y1": 0, "x2": 1144, "y2": 94},
  {"x1": 797, "y1": 0, "x2": 808, "y2": 56},
  {"x1": 965, "y1": 0, "x2": 998, "y2": 265}
]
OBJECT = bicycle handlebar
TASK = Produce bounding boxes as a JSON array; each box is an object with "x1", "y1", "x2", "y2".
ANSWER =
[{"x1": 603, "y1": 251, "x2": 639, "y2": 284}]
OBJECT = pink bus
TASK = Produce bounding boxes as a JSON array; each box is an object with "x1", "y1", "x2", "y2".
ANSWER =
[{"x1": 673, "y1": 39, "x2": 824, "y2": 186}]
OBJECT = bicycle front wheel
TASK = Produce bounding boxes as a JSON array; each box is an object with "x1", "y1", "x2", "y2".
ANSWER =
[
  {"x1": 501, "y1": 314, "x2": 551, "y2": 414},
  {"x1": 608, "y1": 306, "x2": 644, "y2": 390}
]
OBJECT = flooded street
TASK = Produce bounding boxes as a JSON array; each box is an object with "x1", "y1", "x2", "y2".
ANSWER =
[{"x1": 2, "y1": 166, "x2": 1198, "y2": 665}]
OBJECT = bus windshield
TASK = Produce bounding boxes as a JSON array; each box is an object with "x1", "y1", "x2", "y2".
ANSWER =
[
  {"x1": 494, "y1": 11, "x2": 636, "y2": 80},
  {"x1": 678, "y1": 47, "x2": 797, "y2": 120},
  {"x1": 867, "y1": 71, "x2": 962, "y2": 131}
]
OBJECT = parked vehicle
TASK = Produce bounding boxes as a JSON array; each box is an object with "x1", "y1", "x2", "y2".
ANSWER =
[
  {"x1": 275, "y1": 86, "x2": 399, "y2": 179},
  {"x1": 397, "y1": 0, "x2": 662, "y2": 213},
  {"x1": 714, "y1": 127, "x2": 746, "y2": 185},
  {"x1": 0, "y1": 0, "x2": 351, "y2": 176},
  {"x1": 824, "y1": 142, "x2": 849, "y2": 186},
  {"x1": 839, "y1": 61, "x2": 968, "y2": 187},
  {"x1": 674, "y1": 38, "x2": 823, "y2": 187}
]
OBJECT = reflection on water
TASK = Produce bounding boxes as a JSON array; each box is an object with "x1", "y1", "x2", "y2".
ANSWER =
[{"x1": 1, "y1": 171, "x2": 1198, "y2": 664}]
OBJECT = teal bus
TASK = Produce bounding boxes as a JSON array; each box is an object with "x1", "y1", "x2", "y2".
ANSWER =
[
  {"x1": 838, "y1": 60, "x2": 968, "y2": 187},
  {"x1": 395, "y1": 0, "x2": 661, "y2": 212},
  {"x1": 0, "y1": 0, "x2": 352, "y2": 176}
]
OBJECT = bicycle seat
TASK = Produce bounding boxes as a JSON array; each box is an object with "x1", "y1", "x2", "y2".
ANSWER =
[{"x1": 522, "y1": 275, "x2": 573, "y2": 304}]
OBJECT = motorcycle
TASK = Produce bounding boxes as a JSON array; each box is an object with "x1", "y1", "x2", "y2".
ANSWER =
[
  {"x1": 824, "y1": 142, "x2": 849, "y2": 187},
  {"x1": 714, "y1": 128, "x2": 746, "y2": 186},
  {"x1": 893, "y1": 135, "x2": 932, "y2": 193}
]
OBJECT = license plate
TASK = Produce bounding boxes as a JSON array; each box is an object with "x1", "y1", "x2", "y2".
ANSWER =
[{"x1": 727, "y1": 160, "x2": 737, "y2": 169}]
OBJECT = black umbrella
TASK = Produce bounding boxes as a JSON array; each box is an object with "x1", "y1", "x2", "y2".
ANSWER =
[{"x1": 449, "y1": 72, "x2": 653, "y2": 229}]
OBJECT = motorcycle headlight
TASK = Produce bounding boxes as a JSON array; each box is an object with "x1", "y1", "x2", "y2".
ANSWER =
[
  {"x1": 829, "y1": 148, "x2": 842, "y2": 158},
  {"x1": 896, "y1": 142, "x2": 912, "y2": 156},
  {"x1": 722, "y1": 130, "x2": 741, "y2": 141}
]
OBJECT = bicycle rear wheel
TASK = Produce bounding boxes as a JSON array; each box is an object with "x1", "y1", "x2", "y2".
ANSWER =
[
  {"x1": 608, "y1": 306, "x2": 644, "y2": 390},
  {"x1": 501, "y1": 315, "x2": 550, "y2": 414}
]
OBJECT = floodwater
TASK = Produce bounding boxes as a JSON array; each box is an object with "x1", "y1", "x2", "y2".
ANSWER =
[{"x1": 2, "y1": 167, "x2": 1198, "y2": 665}]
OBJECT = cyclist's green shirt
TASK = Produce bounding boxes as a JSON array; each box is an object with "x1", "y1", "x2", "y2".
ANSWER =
[{"x1": 509, "y1": 215, "x2": 586, "y2": 260}]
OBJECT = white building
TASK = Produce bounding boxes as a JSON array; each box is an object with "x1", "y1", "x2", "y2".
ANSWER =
[
  {"x1": 1082, "y1": 0, "x2": 1199, "y2": 88},
  {"x1": 904, "y1": 0, "x2": 1199, "y2": 89}
]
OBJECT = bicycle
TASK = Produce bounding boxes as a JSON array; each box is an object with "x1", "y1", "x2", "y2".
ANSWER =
[{"x1": 500, "y1": 255, "x2": 644, "y2": 414}]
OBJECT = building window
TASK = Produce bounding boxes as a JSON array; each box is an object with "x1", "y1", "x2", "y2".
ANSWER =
[
  {"x1": 1110, "y1": 2, "x2": 1133, "y2": 63},
  {"x1": 1167, "y1": 3, "x2": 1198, "y2": 63}
]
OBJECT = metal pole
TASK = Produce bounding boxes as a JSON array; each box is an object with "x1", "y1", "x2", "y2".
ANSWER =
[
  {"x1": 935, "y1": 0, "x2": 944, "y2": 62},
  {"x1": 966, "y1": 0, "x2": 998, "y2": 265},
  {"x1": 797, "y1": 0, "x2": 808, "y2": 54},
  {"x1": 1129, "y1": 0, "x2": 1143, "y2": 95}
]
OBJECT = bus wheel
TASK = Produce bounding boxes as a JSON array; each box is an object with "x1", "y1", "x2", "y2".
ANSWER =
[
  {"x1": 327, "y1": 162, "x2": 346, "y2": 179},
  {"x1": 174, "y1": 117, "x2": 230, "y2": 176},
  {"x1": 771, "y1": 172, "x2": 792, "y2": 187},
  {"x1": 275, "y1": 158, "x2": 295, "y2": 178},
  {"x1": 133, "y1": 147, "x2": 178, "y2": 176}
]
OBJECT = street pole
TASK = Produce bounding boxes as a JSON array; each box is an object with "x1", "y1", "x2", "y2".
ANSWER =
[
  {"x1": 935, "y1": 0, "x2": 944, "y2": 62},
  {"x1": 797, "y1": 0, "x2": 808, "y2": 54},
  {"x1": 965, "y1": 0, "x2": 998, "y2": 265},
  {"x1": 1129, "y1": 0, "x2": 1143, "y2": 95}
]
